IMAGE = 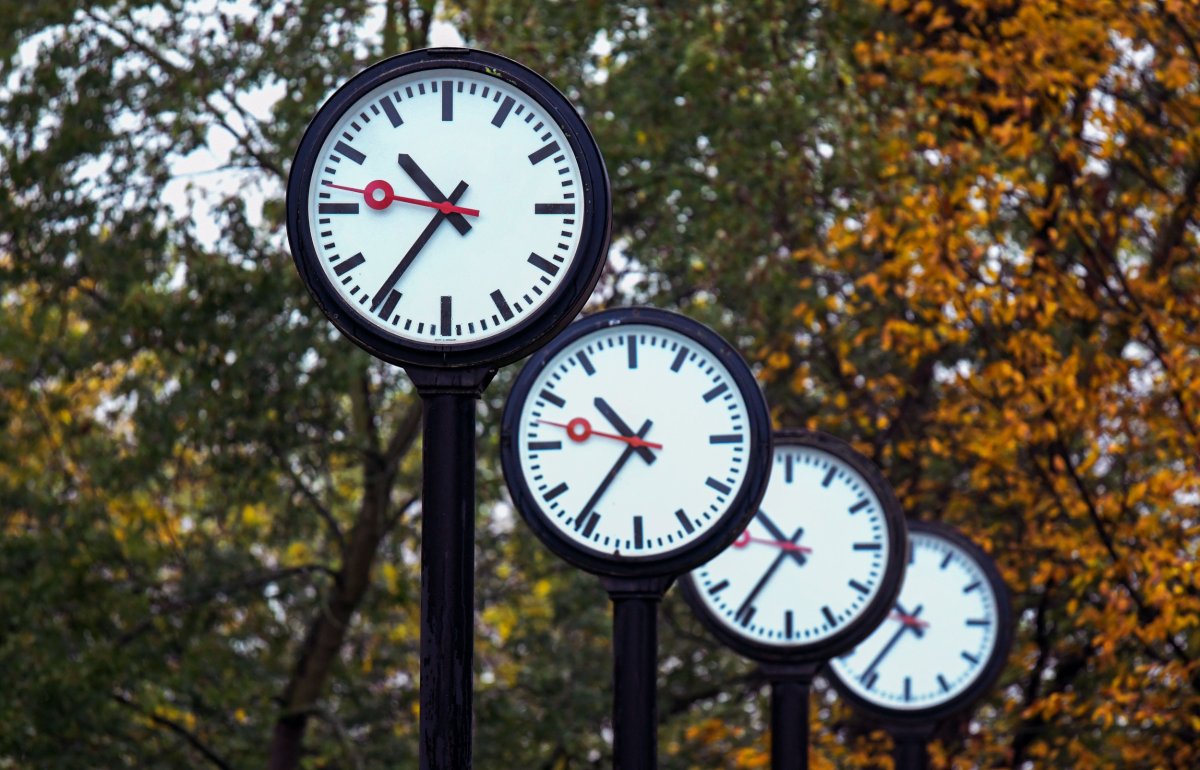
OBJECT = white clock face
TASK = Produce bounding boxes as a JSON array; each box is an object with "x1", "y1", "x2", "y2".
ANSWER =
[
  {"x1": 304, "y1": 67, "x2": 586, "y2": 344},
  {"x1": 512, "y1": 324, "x2": 755, "y2": 559},
  {"x1": 690, "y1": 443, "x2": 893, "y2": 647},
  {"x1": 830, "y1": 530, "x2": 1002, "y2": 710}
]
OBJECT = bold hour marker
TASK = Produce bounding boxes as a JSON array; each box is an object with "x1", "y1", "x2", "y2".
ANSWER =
[
  {"x1": 821, "y1": 466, "x2": 837, "y2": 487},
  {"x1": 702, "y1": 383, "x2": 729, "y2": 402},
  {"x1": 863, "y1": 671, "x2": 879, "y2": 690},
  {"x1": 853, "y1": 542, "x2": 882, "y2": 551},
  {"x1": 319, "y1": 202, "x2": 359, "y2": 214},
  {"x1": 670, "y1": 346, "x2": 689, "y2": 372},
  {"x1": 380, "y1": 95, "x2": 402, "y2": 127},
  {"x1": 333, "y1": 140, "x2": 365, "y2": 165},
  {"x1": 737, "y1": 605, "x2": 757, "y2": 626},
  {"x1": 376, "y1": 288, "x2": 402, "y2": 319},
  {"x1": 539, "y1": 389, "x2": 565, "y2": 407},
  {"x1": 440, "y1": 296, "x2": 452, "y2": 336},
  {"x1": 822, "y1": 606, "x2": 837, "y2": 627},
  {"x1": 576, "y1": 351, "x2": 595, "y2": 375},
  {"x1": 709, "y1": 434, "x2": 742, "y2": 444},
  {"x1": 633, "y1": 516, "x2": 644, "y2": 549},
  {"x1": 529, "y1": 441, "x2": 562, "y2": 451},
  {"x1": 848, "y1": 579, "x2": 870, "y2": 594},
  {"x1": 785, "y1": 610, "x2": 794, "y2": 639},
  {"x1": 966, "y1": 618, "x2": 991, "y2": 627},
  {"x1": 961, "y1": 651, "x2": 980, "y2": 665},
  {"x1": 492, "y1": 95, "x2": 515, "y2": 127},
  {"x1": 963, "y1": 581, "x2": 981, "y2": 593},
  {"x1": 581, "y1": 512, "x2": 600, "y2": 538},
  {"x1": 785, "y1": 454, "x2": 795, "y2": 483},
  {"x1": 528, "y1": 141, "x2": 561, "y2": 165},
  {"x1": 627, "y1": 335, "x2": 637, "y2": 369},
  {"x1": 849, "y1": 499, "x2": 870, "y2": 513},
  {"x1": 941, "y1": 552, "x2": 953, "y2": 569},
  {"x1": 904, "y1": 677, "x2": 912, "y2": 701},
  {"x1": 543, "y1": 482, "x2": 568, "y2": 501},
  {"x1": 676, "y1": 509, "x2": 694, "y2": 534},
  {"x1": 706, "y1": 477, "x2": 732, "y2": 495},
  {"x1": 441, "y1": 80, "x2": 453, "y2": 120},
  {"x1": 937, "y1": 674, "x2": 950, "y2": 692},
  {"x1": 527, "y1": 252, "x2": 559, "y2": 275},
  {"x1": 534, "y1": 203, "x2": 575, "y2": 215},
  {"x1": 909, "y1": 543, "x2": 915, "y2": 564},
  {"x1": 491, "y1": 289, "x2": 514, "y2": 321},
  {"x1": 333, "y1": 252, "x2": 365, "y2": 276},
  {"x1": 707, "y1": 579, "x2": 729, "y2": 595}
]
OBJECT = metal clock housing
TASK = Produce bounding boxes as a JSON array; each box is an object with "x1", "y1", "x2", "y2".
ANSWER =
[
  {"x1": 286, "y1": 48, "x2": 610, "y2": 369},
  {"x1": 499, "y1": 307, "x2": 773, "y2": 578},
  {"x1": 827, "y1": 519, "x2": 1013, "y2": 725},
  {"x1": 680, "y1": 430, "x2": 907, "y2": 664}
]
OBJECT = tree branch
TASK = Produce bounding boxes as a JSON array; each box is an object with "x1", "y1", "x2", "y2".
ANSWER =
[{"x1": 112, "y1": 692, "x2": 233, "y2": 770}]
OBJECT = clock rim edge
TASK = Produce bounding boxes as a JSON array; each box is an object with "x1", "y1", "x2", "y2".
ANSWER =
[
  {"x1": 285, "y1": 47, "x2": 611, "y2": 370},
  {"x1": 499, "y1": 306, "x2": 773, "y2": 579},
  {"x1": 824, "y1": 518, "x2": 1015, "y2": 726},
  {"x1": 678, "y1": 429, "x2": 909, "y2": 665}
]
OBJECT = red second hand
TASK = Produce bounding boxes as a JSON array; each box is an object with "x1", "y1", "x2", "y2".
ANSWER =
[
  {"x1": 537, "y1": 417, "x2": 664, "y2": 451},
  {"x1": 323, "y1": 180, "x2": 480, "y2": 216},
  {"x1": 891, "y1": 611, "x2": 930, "y2": 630},
  {"x1": 732, "y1": 530, "x2": 813, "y2": 554}
]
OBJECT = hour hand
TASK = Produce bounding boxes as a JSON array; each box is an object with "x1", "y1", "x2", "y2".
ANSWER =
[
  {"x1": 397, "y1": 153, "x2": 471, "y2": 235},
  {"x1": 755, "y1": 510, "x2": 807, "y2": 566},
  {"x1": 593, "y1": 397, "x2": 656, "y2": 465}
]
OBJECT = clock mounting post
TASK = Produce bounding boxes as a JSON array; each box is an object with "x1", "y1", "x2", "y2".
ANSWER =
[
  {"x1": 285, "y1": 46, "x2": 611, "y2": 770},
  {"x1": 501, "y1": 307, "x2": 774, "y2": 770}
]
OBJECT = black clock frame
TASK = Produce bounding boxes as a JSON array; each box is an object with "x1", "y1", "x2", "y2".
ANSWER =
[
  {"x1": 679, "y1": 429, "x2": 908, "y2": 665},
  {"x1": 286, "y1": 47, "x2": 611, "y2": 370},
  {"x1": 499, "y1": 306, "x2": 773, "y2": 579},
  {"x1": 825, "y1": 519, "x2": 1014, "y2": 727}
]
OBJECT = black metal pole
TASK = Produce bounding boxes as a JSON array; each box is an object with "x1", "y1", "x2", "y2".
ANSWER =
[
  {"x1": 602, "y1": 575, "x2": 673, "y2": 770},
  {"x1": 890, "y1": 728, "x2": 930, "y2": 770},
  {"x1": 762, "y1": 663, "x2": 818, "y2": 770},
  {"x1": 410, "y1": 366, "x2": 494, "y2": 770}
]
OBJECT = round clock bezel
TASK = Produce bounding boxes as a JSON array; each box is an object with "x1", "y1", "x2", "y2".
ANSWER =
[
  {"x1": 499, "y1": 306, "x2": 773, "y2": 578},
  {"x1": 826, "y1": 519, "x2": 1014, "y2": 725},
  {"x1": 286, "y1": 47, "x2": 611, "y2": 370},
  {"x1": 679, "y1": 429, "x2": 908, "y2": 664}
]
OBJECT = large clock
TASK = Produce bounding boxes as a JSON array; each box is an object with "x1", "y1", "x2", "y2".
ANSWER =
[
  {"x1": 827, "y1": 519, "x2": 1013, "y2": 723},
  {"x1": 681, "y1": 430, "x2": 907, "y2": 664},
  {"x1": 286, "y1": 48, "x2": 610, "y2": 369},
  {"x1": 499, "y1": 307, "x2": 773, "y2": 577}
]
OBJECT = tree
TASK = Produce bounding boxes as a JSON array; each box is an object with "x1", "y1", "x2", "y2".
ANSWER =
[{"x1": 2, "y1": 1, "x2": 1198, "y2": 768}]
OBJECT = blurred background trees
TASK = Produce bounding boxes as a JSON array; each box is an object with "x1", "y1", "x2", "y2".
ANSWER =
[{"x1": 1, "y1": 1, "x2": 1197, "y2": 767}]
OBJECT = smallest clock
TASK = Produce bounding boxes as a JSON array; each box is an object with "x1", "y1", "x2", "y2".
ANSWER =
[
  {"x1": 827, "y1": 519, "x2": 1013, "y2": 725},
  {"x1": 681, "y1": 430, "x2": 907, "y2": 664}
]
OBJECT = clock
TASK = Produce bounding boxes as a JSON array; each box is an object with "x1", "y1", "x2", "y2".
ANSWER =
[
  {"x1": 286, "y1": 48, "x2": 610, "y2": 369},
  {"x1": 827, "y1": 519, "x2": 1013, "y2": 723},
  {"x1": 499, "y1": 307, "x2": 773, "y2": 577},
  {"x1": 680, "y1": 430, "x2": 907, "y2": 664}
]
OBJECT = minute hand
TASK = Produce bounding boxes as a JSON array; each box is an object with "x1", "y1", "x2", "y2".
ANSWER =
[
  {"x1": 574, "y1": 420, "x2": 653, "y2": 530},
  {"x1": 371, "y1": 180, "x2": 468, "y2": 312},
  {"x1": 734, "y1": 526, "x2": 805, "y2": 623}
]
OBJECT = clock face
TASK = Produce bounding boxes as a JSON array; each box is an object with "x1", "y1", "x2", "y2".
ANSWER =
[
  {"x1": 682, "y1": 433, "x2": 906, "y2": 663},
  {"x1": 829, "y1": 522, "x2": 1011, "y2": 718},
  {"x1": 500, "y1": 309, "x2": 772, "y2": 577},
  {"x1": 287, "y1": 50, "x2": 609, "y2": 368}
]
